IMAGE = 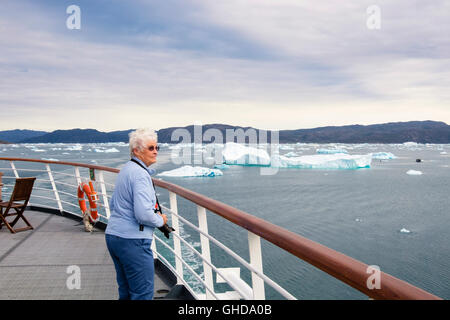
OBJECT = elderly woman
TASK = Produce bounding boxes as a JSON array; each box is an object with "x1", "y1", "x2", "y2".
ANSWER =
[{"x1": 105, "y1": 128, "x2": 168, "y2": 300}]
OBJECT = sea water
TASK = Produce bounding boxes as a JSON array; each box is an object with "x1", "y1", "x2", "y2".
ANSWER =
[{"x1": 1, "y1": 142, "x2": 449, "y2": 299}]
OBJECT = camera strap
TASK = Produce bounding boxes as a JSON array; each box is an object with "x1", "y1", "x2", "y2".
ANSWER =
[{"x1": 130, "y1": 158, "x2": 165, "y2": 232}]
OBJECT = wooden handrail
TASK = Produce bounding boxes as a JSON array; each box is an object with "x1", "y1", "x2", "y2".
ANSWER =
[
  {"x1": 0, "y1": 157, "x2": 442, "y2": 300},
  {"x1": 0, "y1": 157, "x2": 120, "y2": 173},
  {"x1": 153, "y1": 179, "x2": 441, "y2": 300}
]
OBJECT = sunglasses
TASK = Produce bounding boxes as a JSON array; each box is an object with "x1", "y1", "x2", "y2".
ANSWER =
[{"x1": 148, "y1": 145, "x2": 160, "y2": 151}]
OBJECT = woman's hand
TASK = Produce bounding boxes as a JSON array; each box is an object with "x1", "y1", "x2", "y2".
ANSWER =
[{"x1": 159, "y1": 213, "x2": 168, "y2": 225}]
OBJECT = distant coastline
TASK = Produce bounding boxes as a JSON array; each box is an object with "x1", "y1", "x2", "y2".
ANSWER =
[{"x1": 1, "y1": 120, "x2": 449, "y2": 144}]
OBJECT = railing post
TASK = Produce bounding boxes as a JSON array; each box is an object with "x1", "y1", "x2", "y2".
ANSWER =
[
  {"x1": 248, "y1": 231, "x2": 265, "y2": 299},
  {"x1": 151, "y1": 237, "x2": 158, "y2": 260},
  {"x1": 169, "y1": 191, "x2": 183, "y2": 284},
  {"x1": 0, "y1": 172, "x2": 3, "y2": 201},
  {"x1": 197, "y1": 205, "x2": 215, "y2": 299},
  {"x1": 74, "y1": 167, "x2": 82, "y2": 185},
  {"x1": 46, "y1": 164, "x2": 63, "y2": 213},
  {"x1": 10, "y1": 161, "x2": 19, "y2": 178},
  {"x1": 9, "y1": 161, "x2": 30, "y2": 206},
  {"x1": 98, "y1": 171, "x2": 110, "y2": 218}
]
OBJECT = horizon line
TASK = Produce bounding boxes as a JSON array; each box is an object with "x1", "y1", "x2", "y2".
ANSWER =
[{"x1": 1, "y1": 119, "x2": 448, "y2": 133}]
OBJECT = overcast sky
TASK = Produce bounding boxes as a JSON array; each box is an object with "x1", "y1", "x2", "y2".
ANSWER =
[{"x1": 1, "y1": 0, "x2": 449, "y2": 131}]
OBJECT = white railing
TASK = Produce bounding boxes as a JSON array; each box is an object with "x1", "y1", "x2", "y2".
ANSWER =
[
  {"x1": 0, "y1": 158, "x2": 295, "y2": 300},
  {"x1": 1, "y1": 158, "x2": 440, "y2": 300}
]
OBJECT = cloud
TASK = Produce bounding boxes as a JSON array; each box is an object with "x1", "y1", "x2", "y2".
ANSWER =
[{"x1": 0, "y1": 0, "x2": 449, "y2": 131}]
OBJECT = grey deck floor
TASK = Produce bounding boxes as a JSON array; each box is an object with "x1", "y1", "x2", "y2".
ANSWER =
[{"x1": 0, "y1": 209, "x2": 173, "y2": 300}]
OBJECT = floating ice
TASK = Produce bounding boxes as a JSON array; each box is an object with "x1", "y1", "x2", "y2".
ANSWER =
[
  {"x1": 158, "y1": 165, "x2": 223, "y2": 177},
  {"x1": 214, "y1": 164, "x2": 229, "y2": 170},
  {"x1": 94, "y1": 147, "x2": 120, "y2": 153},
  {"x1": 41, "y1": 158, "x2": 59, "y2": 161},
  {"x1": 270, "y1": 153, "x2": 372, "y2": 169},
  {"x1": 222, "y1": 143, "x2": 271, "y2": 166},
  {"x1": 370, "y1": 152, "x2": 397, "y2": 160},
  {"x1": 26, "y1": 146, "x2": 46, "y2": 152},
  {"x1": 400, "y1": 228, "x2": 411, "y2": 233},
  {"x1": 99, "y1": 142, "x2": 127, "y2": 147},
  {"x1": 316, "y1": 148, "x2": 348, "y2": 154},
  {"x1": 283, "y1": 152, "x2": 300, "y2": 157},
  {"x1": 403, "y1": 142, "x2": 418, "y2": 147},
  {"x1": 220, "y1": 143, "x2": 372, "y2": 169},
  {"x1": 406, "y1": 170, "x2": 423, "y2": 175},
  {"x1": 279, "y1": 145, "x2": 295, "y2": 151},
  {"x1": 64, "y1": 144, "x2": 82, "y2": 151}
]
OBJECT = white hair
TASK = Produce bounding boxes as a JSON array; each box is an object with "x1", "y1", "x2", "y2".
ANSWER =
[{"x1": 129, "y1": 128, "x2": 158, "y2": 157}]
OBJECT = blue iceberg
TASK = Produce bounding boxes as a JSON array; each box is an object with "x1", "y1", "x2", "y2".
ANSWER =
[
  {"x1": 370, "y1": 152, "x2": 397, "y2": 160},
  {"x1": 220, "y1": 142, "x2": 371, "y2": 169},
  {"x1": 157, "y1": 166, "x2": 223, "y2": 177},
  {"x1": 222, "y1": 143, "x2": 271, "y2": 166},
  {"x1": 214, "y1": 164, "x2": 230, "y2": 170},
  {"x1": 316, "y1": 148, "x2": 348, "y2": 154},
  {"x1": 270, "y1": 154, "x2": 372, "y2": 169}
]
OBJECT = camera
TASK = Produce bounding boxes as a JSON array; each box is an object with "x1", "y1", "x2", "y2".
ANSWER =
[{"x1": 159, "y1": 223, "x2": 175, "y2": 239}]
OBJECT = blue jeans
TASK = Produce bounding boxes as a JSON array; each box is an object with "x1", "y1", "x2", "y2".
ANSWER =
[{"x1": 105, "y1": 234, "x2": 154, "y2": 300}]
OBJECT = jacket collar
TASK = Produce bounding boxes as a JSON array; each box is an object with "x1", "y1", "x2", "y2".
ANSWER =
[{"x1": 131, "y1": 156, "x2": 156, "y2": 175}]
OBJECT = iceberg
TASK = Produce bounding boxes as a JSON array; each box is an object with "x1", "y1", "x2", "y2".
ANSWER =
[
  {"x1": 270, "y1": 153, "x2": 372, "y2": 169},
  {"x1": 400, "y1": 228, "x2": 411, "y2": 233},
  {"x1": 157, "y1": 165, "x2": 223, "y2": 177},
  {"x1": 222, "y1": 143, "x2": 271, "y2": 166},
  {"x1": 370, "y1": 152, "x2": 397, "y2": 160},
  {"x1": 406, "y1": 170, "x2": 423, "y2": 175},
  {"x1": 64, "y1": 144, "x2": 83, "y2": 151},
  {"x1": 316, "y1": 148, "x2": 348, "y2": 154},
  {"x1": 25, "y1": 145, "x2": 46, "y2": 152},
  {"x1": 213, "y1": 164, "x2": 229, "y2": 170},
  {"x1": 94, "y1": 147, "x2": 120, "y2": 153},
  {"x1": 279, "y1": 145, "x2": 295, "y2": 151},
  {"x1": 283, "y1": 152, "x2": 300, "y2": 157},
  {"x1": 218, "y1": 142, "x2": 372, "y2": 169}
]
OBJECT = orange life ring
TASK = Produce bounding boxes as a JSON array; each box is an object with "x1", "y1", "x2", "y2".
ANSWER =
[{"x1": 77, "y1": 181, "x2": 99, "y2": 223}]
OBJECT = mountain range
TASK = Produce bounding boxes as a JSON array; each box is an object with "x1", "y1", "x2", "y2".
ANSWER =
[{"x1": 0, "y1": 121, "x2": 449, "y2": 144}]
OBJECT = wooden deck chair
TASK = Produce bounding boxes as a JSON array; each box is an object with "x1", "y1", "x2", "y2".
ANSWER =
[{"x1": 0, "y1": 177, "x2": 36, "y2": 233}]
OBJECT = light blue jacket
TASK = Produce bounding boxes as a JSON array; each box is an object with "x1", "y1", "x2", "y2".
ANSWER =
[{"x1": 105, "y1": 157, "x2": 164, "y2": 239}]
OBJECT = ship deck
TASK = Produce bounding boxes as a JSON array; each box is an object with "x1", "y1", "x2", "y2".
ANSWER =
[{"x1": 0, "y1": 208, "x2": 192, "y2": 300}]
